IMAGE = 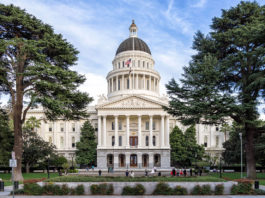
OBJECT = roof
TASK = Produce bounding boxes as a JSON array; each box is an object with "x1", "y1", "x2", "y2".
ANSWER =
[{"x1": 115, "y1": 37, "x2": 151, "y2": 55}]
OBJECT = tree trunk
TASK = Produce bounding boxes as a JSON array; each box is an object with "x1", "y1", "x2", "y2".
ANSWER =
[
  {"x1": 26, "y1": 163, "x2": 30, "y2": 173},
  {"x1": 245, "y1": 124, "x2": 256, "y2": 179}
]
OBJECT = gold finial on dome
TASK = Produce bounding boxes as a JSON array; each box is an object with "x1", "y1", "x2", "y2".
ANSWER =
[{"x1": 129, "y1": 19, "x2": 137, "y2": 37}]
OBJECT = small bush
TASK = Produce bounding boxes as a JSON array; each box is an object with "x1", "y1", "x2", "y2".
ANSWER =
[
  {"x1": 231, "y1": 181, "x2": 253, "y2": 195},
  {"x1": 214, "y1": 184, "x2": 224, "y2": 195},
  {"x1": 68, "y1": 169, "x2": 78, "y2": 173},
  {"x1": 13, "y1": 189, "x2": 24, "y2": 195},
  {"x1": 24, "y1": 183, "x2": 43, "y2": 195},
  {"x1": 61, "y1": 184, "x2": 70, "y2": 195},
  {"x1": 122, "y1": 184, "x2": 145, "y2": 195},
  {"x1": 201, "y1": 184, "x2": 212, "y2": 195},
  {"x1": 172, "y1": 185, "x2": 187, "y2": 195},
  {"x1": 75, "y1": 184, "x2": 84, "y2": 195},
  {"x1": 153, "y1": 182, "x2": 172, "y2": 195},
  {"x1": 254, "y1": 189, "x2": 265, "y2": 195},
  {"x1": 90, "y1": 183, "x2": 113, "y2": 195},
  {"x1": 191, "y1": 185, "x2": 202, "y2": 195}
]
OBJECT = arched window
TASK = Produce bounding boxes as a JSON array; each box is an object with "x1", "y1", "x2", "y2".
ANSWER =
[
  {"x1": 216, "y1": 136, "x2": 219, "y2": 147},
  {"x1": 60, "y1": 137, "x2": 64, "y2": 148},
  {"x1": 49, "y1": 136, "x2": 52, "y2": 144},
  {"x1": 154, "y1": 154, "x2": 161, "y2": 167},
  {"x1": 72, "y1": 136, "x2": 75, "y2": 148},
  {"x1": 204, "y1": 136, "x2": 208, "y2": 147},
  {"x1": 112, "y1": 136, "x2": 115, "y2": 146},
  {"x1": 153, "y1": 136, "x2": 156, "y2": 146},
  {"x1": 146, "y1": 136, "x2": 149, "y2": 146}
]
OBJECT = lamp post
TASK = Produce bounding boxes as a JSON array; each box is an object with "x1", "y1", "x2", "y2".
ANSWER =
[
  {"x1": 219, "y1": 156, "x2": 222, "y2": 178},
  {"x1": 239, "y1": 133, "x2": 243, "y2": 178},
  {"x1": 47, "y1": 154, "x2": 50, "y2": 179}
]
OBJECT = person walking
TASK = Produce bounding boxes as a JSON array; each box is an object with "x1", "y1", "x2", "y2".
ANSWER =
[
  {"x1": 98, "y1": 169, "x2": 102, "y2": 176},
  {"x1": 126, "y1": 170, "x2": 129, "y2": 177},
  {"x1": 145, "y1": 169, "x2": 148, "y2": 177},
  {"x1": 172, "y1": 168, "x2": 176, "y2": 176},
  {"x1": 184, "y1": 169, "x2": 187, "y2": 177}
]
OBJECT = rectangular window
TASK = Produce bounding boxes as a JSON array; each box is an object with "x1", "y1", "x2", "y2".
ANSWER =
[
  {"x1": 118, "y1": 121, "x2": 122, "y2": 130},
  {"x1": 143, "y1": 61, "x2": 145, "y2": 67},
  {"x1": 118, "y1": 79, "x2": 120, "y2": 90},
  {"x1": 147, "y1": 62, "x2": 149, "y2": 68},
  {"x1": 216, "y1": 136, "x2": 219, "y2": 147},
  {"x1": 138, "y1": 60, "x2": 140, "y2": 67},
  {"x1": 49, "y1": 124, "x2": 52, "y2": 132},
  {"x1": 112, "y1": 122, "x2": 115, "y2": 130},
  {"x1": 119, "y1": 136, "x2": 122, "y2": 146},
  {"x1": 147, "y1": 80, "x2": 149, "y2": 90},
  {"x1": 216, "y1": 126, "x2": 219, "y2": 131},
  {"x1": 72, "y1": 123, "x2": 75, "y2": 132},
  {"x1": 152, "y1": 121, "x2": 156, "y2": 130},
  {"x1": 112, "y1": 136, "x2": 115, "y2": 146},
  {"x1": 127, "y1": 79, "x2": 129, "y2": 89},
  {"x1": 146, "y1": 136, "x2": 149, "y2": 146},
  {"x1": 118, "y1": 62, "x2": 120, "y2": 68},
  {"x1": 60, "y1": 123, "x2": 64, "y2": 132},
  {"x1": 145, "y1": 121, "x2": 149, "y2": 130},
  {"x1": 123, "y1": 61, "x2": 125, "y2": 67}
]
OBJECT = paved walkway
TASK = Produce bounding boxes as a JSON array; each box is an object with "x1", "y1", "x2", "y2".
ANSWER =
[{"x1": 0, "y1": 196, "x2": 265, "y2": 198}]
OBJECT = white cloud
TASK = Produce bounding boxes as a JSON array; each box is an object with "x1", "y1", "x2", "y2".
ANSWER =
[
  {"x1": 79, "y1": 72, "x2": 107, "y2": 105},
  {"x1": 191, "y1": 0, "x2": 207, "y2": 8}
]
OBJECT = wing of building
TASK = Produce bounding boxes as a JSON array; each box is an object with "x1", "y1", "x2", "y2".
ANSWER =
[{"x1": 26, "y1": 20, "x2": 229, "y2": 170}]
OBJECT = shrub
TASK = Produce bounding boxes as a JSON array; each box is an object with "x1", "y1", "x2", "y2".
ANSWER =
[
  {"x1": 254, "y1": 189, "x2": 265, "y2": 195},
  {"x1": 42, "y1": 184, "x2": 56, "y2": 195},
  {"x1": 68, "y1": 169, "x2": 78, "y2": 173},
  {"x1": 13, "y1": 189, "x2": 24, "y2": 195},
  {"x1": 122, "y1": 184, "x2": 145, "y2": 195},
  {"x1": 231, "y1": 181, "x2": 253, "y2": 195},
  {"x1": 75, "y1": 184, "x2": 84, "y2": 195},
  {"x1": 172, "y1": 185, "x2": 187, "y2": 195},
  {"x1": 191, "y1": 185, "x2": 202, "y2": 195},
  {"x1": 201, "y1": 184, "x2": 212, "y2": 195},
  {"x1": 24, "y1": 183, "x2": 43, "y2": 195},
  {"x1": 153, "y1": 182, "x2": 172, "y2": 195},
  {"x1": 90, "y1": 183, "x2": 113, "y2": 195},
  {"x1": 61, "y1": 184, "x2": 70, "y2": 195},
  {"x1": 214, "y1": 184, "x2": 224, "y2": 195}
]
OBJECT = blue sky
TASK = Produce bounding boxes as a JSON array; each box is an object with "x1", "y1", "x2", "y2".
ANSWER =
[{"x1": 1, "y1": 0, "x2": 264, "y2": 119}]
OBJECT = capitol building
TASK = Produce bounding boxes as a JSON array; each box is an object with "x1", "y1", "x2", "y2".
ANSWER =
[{"x1": 26, "y1": 21, "x2": 228, "y2": 170}]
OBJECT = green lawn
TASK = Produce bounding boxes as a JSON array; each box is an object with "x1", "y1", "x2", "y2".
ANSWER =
[
  {"x1": 209, "y1": 172, "x2": 265, "y2": 180},
  {"x1": 46, "y1": 175, "x2": 225, "y2": 182},
  {"x1": 0, "y1": 173, "x2": 59, "y2": 186}
]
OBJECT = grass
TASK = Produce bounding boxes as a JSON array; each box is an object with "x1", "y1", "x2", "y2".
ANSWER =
[
  {"x1": 209, "y1": 172, "x2": 265, "y2": 180},
  {"x1": 46, "y1": 175, "x2": 225, "y2": 182},
  {"x1": 0, "y1": 173, "x2": 59, "y2": 186}
]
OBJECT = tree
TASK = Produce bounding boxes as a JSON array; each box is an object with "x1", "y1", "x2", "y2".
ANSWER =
[
  {"x1": 23, "y1": 117, "x2": 56, "y2": 173},
  {"x1": 170, "y1": 125, "x2": 204, "y2": 166},
  {"x1": 0, "y1": 4, "x2": 93, "y2": 180},
  {"x1": 165, "y1": 2, "x2": 265, "y2": 179},
  {"x1": 0, "y1": 108, "x2": 13, "y2": 166},
  {"x1": 75, "y1": 121, "x2": 97, "y2": 166}
]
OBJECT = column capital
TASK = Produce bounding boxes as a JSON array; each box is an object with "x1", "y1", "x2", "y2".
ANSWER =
[
  {"x1": 149, "y1": 114, "x2": 153, "y2": 118},
  {"x1": 114, "y1": 114, "x2": 119, "y2": 118},
  {"x1": 137, "y1": 114, "x2": 142, "y2": 117},
  {"x1": 126, "y1": 114, "x2": 130, "y2": 118}
]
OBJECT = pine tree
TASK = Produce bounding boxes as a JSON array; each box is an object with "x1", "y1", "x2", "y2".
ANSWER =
[
  {"x1": 75, "y1": 121, "x2": 97, "y2": 166},
  {"x1": 0, "y1": 108, "x2": 13, "y2": 166},
  {"x1": 0, "y1": 4, "x2": 93, "y2": 180},
  {"x1": 165, "y1": 2, "x2": 265, "y2": 179}
]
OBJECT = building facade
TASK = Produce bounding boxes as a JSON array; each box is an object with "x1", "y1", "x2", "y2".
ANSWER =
[{"x1": 26, "y1": 21, "x2": 228, "y2": 169}]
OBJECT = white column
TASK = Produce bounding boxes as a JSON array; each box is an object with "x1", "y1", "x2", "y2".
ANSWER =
[
  {"x1": 111, "y1": 78, "x2": 114, "y2": 92},
  {"x1": 114, "y1": 115, "x2": 118, "y2": 147},
  {"x1": 149, "y1": 76, "x2": 151, "y2": 91},
  {"x1": 149, "y1": 115, "x2": 153, "y2": 147},
  {"x1": 160, "y1": 115, "x2": 165, "y2": 148},
  {"x1": 143, "y1": 75, "x2": 145, "y2": 90},
  {"x1": 98, "y1": 116, "x2": 101, "y2": 147},
  {"x1": 138, "y1": 115, "x2": 142, "y2": 148},
  {"x1": 122, "y1": 75, "x2": 124, "y2": 90},
  {"x1": 136, "y1": 74, "x2": 138, "y2": 89},
  {"x1": 103, "y1": 116, "x2": 107, "y2": 147},
  {"x1": 166, "y1": 116, "x2": 170, "y2": 147},
  {"x1": 126, "y1": 115, "x2": 130, "y2": 148},
  {"x1": 116, "y1": 76, "x2": 118, "y2": 91}
]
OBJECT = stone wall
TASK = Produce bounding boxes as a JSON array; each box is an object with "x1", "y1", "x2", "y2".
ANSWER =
[{"x1": 39, "y1": 181, "x2": 237, "y2": 195}]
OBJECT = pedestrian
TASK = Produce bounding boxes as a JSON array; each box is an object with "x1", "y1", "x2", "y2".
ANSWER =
[
  {"x1": 190, "y1": 168, "x2": 192, "y2": 176},
  {"x1": 86, "y1": 166, "x2": 89, "y2": 172},
  {"x1": 92, "y1": 165, "x2": 94, "y2": 171},
  {"x1": 126, "y1": 170, "x2": 129, "y2": 177},
  {"x1": 158, "y1": 172, "x2": 161, "y2": 176},
  {"x1": 172, "y1": 168, "x2": 176, "y2": 176},
  {"x1": 108, "y1": 167, "x2": 110, "y2": 173},
  {"x1": 154, "y1": 166, "x2": 157, "y2": 172},
  {"x1": 180, "y1": 169, "x2": 183, "y2": 176},
  {"x1": 98, "y1": 169, "x2": 102, "y2": 176},
  {"x1": 145, "y1": 169, "x2": 148, "y2": 177},
  {"x1": 130, "y1": 171, "x2": 134, "y2": 178},
  {"x1": 176, "y1": 169, "x2": 180, "y2": 176},
  {"x1": 184, "y1": 169, "x2": 187, "y2": 177}
]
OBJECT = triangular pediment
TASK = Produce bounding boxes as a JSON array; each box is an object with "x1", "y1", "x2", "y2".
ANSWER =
[{"x1": 97, "y1": 95, "x2": 167, "y2": 109}]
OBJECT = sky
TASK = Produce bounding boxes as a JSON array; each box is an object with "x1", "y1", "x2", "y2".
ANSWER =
[{"x1": 1, "y1": 0, "x2": 264, "y2": 119}]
